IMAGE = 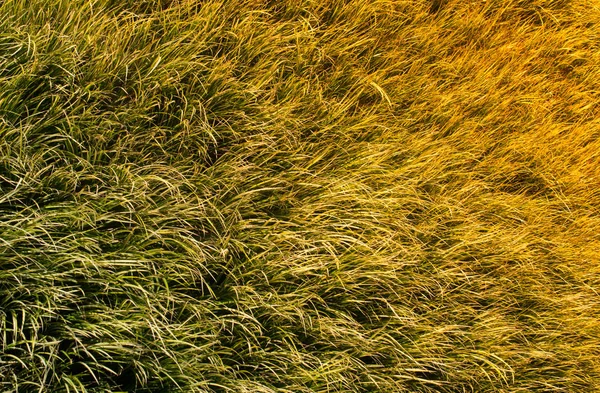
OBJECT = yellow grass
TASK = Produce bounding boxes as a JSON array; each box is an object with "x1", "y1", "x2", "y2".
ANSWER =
[{"x1": 1, "y1": 0, "x2": 599, "y2": 391}]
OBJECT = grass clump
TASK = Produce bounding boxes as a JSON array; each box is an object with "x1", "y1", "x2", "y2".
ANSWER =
[{"x1": 1, "y1": 0, "x2": 600, "y2": 392}]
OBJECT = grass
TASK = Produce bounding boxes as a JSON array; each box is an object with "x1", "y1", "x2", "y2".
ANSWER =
[{"x1": 1, "y1": 0, "x2": 600, "y2": 391}]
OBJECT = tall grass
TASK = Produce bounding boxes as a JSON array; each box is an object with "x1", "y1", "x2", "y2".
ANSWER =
[{"x1": 1, "y1": 0, "x2": 599, "y2": 392}]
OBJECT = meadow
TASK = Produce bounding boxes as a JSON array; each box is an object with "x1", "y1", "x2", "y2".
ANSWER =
[{"x1": 1, "y1": 0, "x2": 600, "y2": 391}]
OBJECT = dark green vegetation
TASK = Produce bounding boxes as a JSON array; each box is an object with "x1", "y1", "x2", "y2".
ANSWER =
[{"x1": 1, "y1": 0, "x2": 600, "y2": 391}]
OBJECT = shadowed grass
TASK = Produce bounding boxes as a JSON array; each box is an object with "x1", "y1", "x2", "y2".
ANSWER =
[{"x1": 1, "y1": 0, "x2": 600, "y2": 392}]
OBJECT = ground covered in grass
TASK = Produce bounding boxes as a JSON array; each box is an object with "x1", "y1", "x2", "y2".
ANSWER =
[{"x1": 1, "y1": 0, "x2": 600, "y2": 391}]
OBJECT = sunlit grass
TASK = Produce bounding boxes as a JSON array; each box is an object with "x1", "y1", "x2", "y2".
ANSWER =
[{"x1": 1, "y1": 0, "x2": 600, "y2": 392}]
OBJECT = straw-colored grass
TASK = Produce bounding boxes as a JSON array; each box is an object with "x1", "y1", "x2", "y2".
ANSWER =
[{"x1": 1, "y1": 0, "x2": 599, "y2": 391}]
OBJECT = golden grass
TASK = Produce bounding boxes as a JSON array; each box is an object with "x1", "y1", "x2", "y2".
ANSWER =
[{"x1": 1, "y1": 0, "x2": 599, "y2": 391}]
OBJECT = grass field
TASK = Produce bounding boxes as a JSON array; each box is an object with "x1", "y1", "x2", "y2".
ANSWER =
[{"x1": 1, "y1": 0, "x2": 600, "y2": 391}]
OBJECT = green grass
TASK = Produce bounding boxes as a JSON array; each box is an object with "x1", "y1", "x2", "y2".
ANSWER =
[{"x1": 1, "y1": 0, "x2": 600, "y2": 391}]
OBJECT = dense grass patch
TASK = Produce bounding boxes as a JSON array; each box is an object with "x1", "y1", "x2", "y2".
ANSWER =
[{"x1": 1, "y1": 0, "x2": 600, "y2": 391}]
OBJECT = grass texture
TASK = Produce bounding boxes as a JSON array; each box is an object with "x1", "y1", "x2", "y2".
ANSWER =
[{"x1": 1, "y1": 0, "x2": 600, "y2": 391}]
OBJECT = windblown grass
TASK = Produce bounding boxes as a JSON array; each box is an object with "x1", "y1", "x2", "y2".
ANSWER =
[{"x1": 1, "y1": 0, "x2": 600, "y2": 391}]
